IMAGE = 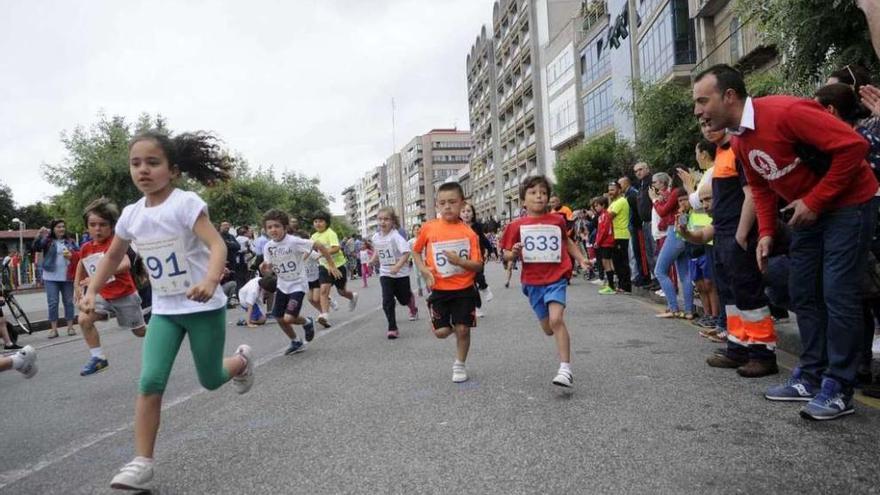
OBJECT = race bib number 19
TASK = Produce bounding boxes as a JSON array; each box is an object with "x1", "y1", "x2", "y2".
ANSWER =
[
  {"x1": 521, "y1": 224, "x2": 562, "y2": 263},
  {"x1": 139, "y1": 238, "x2": 192, "y2": 296},
  {"x1": 431, "y1": 239, "x2": 470, "y2": 277}
]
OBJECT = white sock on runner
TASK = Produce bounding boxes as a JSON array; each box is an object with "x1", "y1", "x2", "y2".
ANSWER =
[
  {"x1": 11, "y1": 353, "x2": 24, "y2": 370},
  {"x1": 90, "y1": 347, "x2": 104, "y2": 359},
  {"x1": 559, "y1": 362, "x2": 571, "y2": 373}
]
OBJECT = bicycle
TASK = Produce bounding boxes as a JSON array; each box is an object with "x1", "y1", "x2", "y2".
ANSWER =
[{"x1": 1, "y1": 269, "x2": 32, "y2": 342}]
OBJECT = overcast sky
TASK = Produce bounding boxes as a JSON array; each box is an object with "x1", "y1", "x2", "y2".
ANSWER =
[{"x1": 0, "y1": 0, "x2": 494, "y2": 215}]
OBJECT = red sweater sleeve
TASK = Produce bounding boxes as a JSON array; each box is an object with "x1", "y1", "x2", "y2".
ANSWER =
[
  {"x1": 782, "y1": 100, "x2": 870, "y2": 213},
  {"x1": 735, "y1": 141, "x2": 779, "y2": 239},
  {"x1": 653, "y1": 188, "x2": 680, "y2": 228}
]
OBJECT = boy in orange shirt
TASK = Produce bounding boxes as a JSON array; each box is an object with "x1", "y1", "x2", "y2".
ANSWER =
[{"x1": 412, "y1": 182, "x2": 483, "y2": 383}]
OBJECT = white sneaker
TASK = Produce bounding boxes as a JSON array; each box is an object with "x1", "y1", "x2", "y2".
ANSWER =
[
  {"x1": 873, "y1": 335, "x2": 880, "y2": 356},
  {"x1": 452, "y1": 362, "x2": 468, "y2": 383},
  {"x1": 654, "y1": 289, "x2": 665, "y2": 297},
  {"x1": 480, "y1": 287, "x2": 494, "y2": 303},
  {"x1": 329, "y1": 298, "x2": 339, "y2": 311},
  {"x1": 14, "y1": 345, "x2": 37, "y2": 379},
  {"x1": 231, "y1": 345, "x2": 254, "y2": 394},
  {"x1": 552, "y1": 369, "x2": 573, "y2": 388},
  {"x1": 475, "y1": 308, "x2": 485, "y2": 318},
  {"x1": 408, "y1": 311, "x2": 418, "y2": 321},
  {"x1": 317, "y1": 313, "x2": 331, "y2": 328},
  {"x1": 110, "y1": 458, "x2": 154, "y2": 491},
  {"x1": 348, "y1": 292, "x2": 359, "y2": 311}
]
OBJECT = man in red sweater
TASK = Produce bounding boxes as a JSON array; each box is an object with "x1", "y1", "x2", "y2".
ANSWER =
[{"x1": 693, "y1": 64, "x2": 878, "y2": 421}]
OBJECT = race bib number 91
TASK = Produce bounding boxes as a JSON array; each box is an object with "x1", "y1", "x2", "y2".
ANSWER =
[
  {"x1": 521, "y1": 224, "x2": 562, "y2": 263},
  {"x1": 431, "y1": 239, "x2": 470, "y2": 277},
  {"x1": 139, "y1": 238, "x2": 192, "y2": 296}
]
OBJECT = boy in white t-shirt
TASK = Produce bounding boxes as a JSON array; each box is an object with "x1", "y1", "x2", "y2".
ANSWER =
[
  {"x1": 236, "y1": 274, "x2": 275, "y2": 327},
  {"x1": 370, "y1": 207, "x2": 418, "y2": 339},
  {"x1": 260, "y1": 209, "x2": 340, "y2": 355}
]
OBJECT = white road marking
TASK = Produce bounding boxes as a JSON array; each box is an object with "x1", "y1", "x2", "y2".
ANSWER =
[{"x1": 0, "y1": 306, "x2": 381, "y2": 489}]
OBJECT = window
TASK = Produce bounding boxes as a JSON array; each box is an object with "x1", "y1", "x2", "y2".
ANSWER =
[
  {"x1": 584, "y1": 79, "x2": 614, "y2": 137},
  {"x1": 638, "y1": 2, "x2": 673, "y2": 83},
  {"x1": 581, "y1": 36, "x2": 611, "y2": 88},
  {"x1": 729, "y1": 17, "x2": 741, "y2": 62},
  {"x1": 671, "y1": 0, "x2": 695, "y2": 65},
  {"x1": 546, "y1": 45, "x2": 575, "y2": 96}
]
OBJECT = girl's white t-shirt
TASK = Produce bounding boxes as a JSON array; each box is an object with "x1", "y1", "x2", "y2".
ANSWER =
[
  {"x1": 262, "y1": 234, "x2": 313, "y2": 294},
  {"x1": 305, "y1": 250, "x2": 321, "y2": 283},
  {"x1": 371, "y1": 230, "x2": 411, "y2": 278},
  {"x1": 116, "y1": 189, "x2": 226, "y2": 315},
  {"x1": 358, "y1": 249, "x2": 371, "y2": 264}
]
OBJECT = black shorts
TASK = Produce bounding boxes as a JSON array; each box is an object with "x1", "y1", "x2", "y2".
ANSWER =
[
  {"x1": 380, "y1": 276, "x2": 413, "y2": 306},
  {"x1": 318, "y1": 264, "x2": 348, "y2": 290},
  {"x1": 308, "y1": 279, "x2": 321, "y2": 290},
  {"x1": 427, "y1": 287, "x2": 478, "y2": 330},
  {"x1": 272, "y1": 290, "x2": 305, "y2": 318},
  {"x1": 597, "y1": 247, "x2": 614, "y2": 259}
]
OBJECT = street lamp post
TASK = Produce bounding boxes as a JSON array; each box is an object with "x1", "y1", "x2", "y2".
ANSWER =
[{"x1": 11, "y1": 218, "x2": 24, "y2": 287}]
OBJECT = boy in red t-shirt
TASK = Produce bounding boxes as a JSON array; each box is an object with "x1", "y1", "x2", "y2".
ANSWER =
[
  {"x1": 412, "y1": 182, "x2": 483, "y2": 383},
  {"x1": 74, "y1": 198, "x2": 147, "y2": 376},
  {"x1": 501, "y1": 176, "x2": 590, "y2": 388},
  {"x1": 591, "y1": 196, "x2": 617, "y2": 295}
]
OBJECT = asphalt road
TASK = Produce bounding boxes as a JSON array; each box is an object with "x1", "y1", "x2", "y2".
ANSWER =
[{"x1": 2, "y1": 263, "x2": 879, "y2": 494}]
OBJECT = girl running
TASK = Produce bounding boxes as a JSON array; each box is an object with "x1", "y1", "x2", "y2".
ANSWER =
[
  {"x1": 359, "y1": 241, "x2": 373, "y2": 288},
  {"x1": 410, "y1": 224, "x2": 429, "y2": 297},
  {"x1": 460, "y1": 202, "x2": 493, "y2": 317},
  {"x1": 370, "y1": 207, "x2": 418, "y2": 339},
  {"x1": 80, "y1": 130, "x2": 254, "y2": 491}
]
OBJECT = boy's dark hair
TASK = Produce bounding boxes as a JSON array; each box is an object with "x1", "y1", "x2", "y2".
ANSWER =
[
  {"x1": 694, "y1": 64, "x2": 747, "y2": 99},
  {"x1": 129, "y1": 130, "x2": 232, "y2": 186},
  {"x1": 697, "y1": 139, "x2": 718, "y2": 160},
  {"x1": 437, "y1": 181, "x2": 465, "y2": 199},
  {"x1": 236, "y1": 226, "x2": 248, "y2": 236},
  {"x1": 519, "y1": 175, "x2": 552, "y2": 200},
  {"x1": 591, "y1": 196, "x2": 608, "y2": 208},
  {"x1": 313, "y1": 211, "x2": 332, "y2": 223},
  {"x1": 263, "y1": 209, "x2": 290, "y2": 227},
  {"x1": 815, "y1": 83, "x2": 872, "y2": 124},
  {"x1": 258, "y1": 274, "x2": 277, "y2": 293},
  {"x1": 82, "y1": 197, "x2": 120, "y2": 227}
]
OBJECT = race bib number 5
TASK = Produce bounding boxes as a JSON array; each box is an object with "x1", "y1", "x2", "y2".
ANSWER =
[
  {"x1": 82, "y1": 253, "x2": 115, "y2": 283},
  {"x1": 139, "y1": 238, "x2": 192, "y2": 296},
  {"x1": 521, "y1": 224, "x2": 562, "y2": 263},
  {"x1": 431, "y1": 239, "x2": 470, "y2": 277}
]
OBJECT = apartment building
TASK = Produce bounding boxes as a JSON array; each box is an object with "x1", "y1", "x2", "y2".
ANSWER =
[
  {"x1": 384, "y1": 152, "x2": 405, "y2": 223},
  {"x1": 467, "y1": 26, "x2": 503, "y2": 222},
  {"x1": 689, "y1": 0, "x2": 778, "y2": 75},
  {"x1": 361, "y1": 165, "x2": 386, "y2": 235},
  {"x1": 402, "y1": 129, "x2": 472, "y2": 229},
  {"x1": 342, "y1": 185, "x2": 359, "y2": 231}
]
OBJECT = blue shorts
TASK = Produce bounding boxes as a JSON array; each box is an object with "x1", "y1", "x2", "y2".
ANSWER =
[
  {"x1": 240, "y1": 303, "x2": 264, "y2": 321},
  {"x1": 522, "y1": 279, "x2": 568, "y2": 321},
  {"x1": 689, "y1": 254, "x2": 712, "y2": 281}
]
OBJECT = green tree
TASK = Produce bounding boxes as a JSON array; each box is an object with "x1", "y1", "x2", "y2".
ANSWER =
[
  {"x1": 43, "y1": 113, "x2": 169, "y2": 231},
  {"x1": 331, "y1": 216, "x2": 356, "y2": 238},
  {"x1": 554, "y1": 133, "x2": 635, "y2": 209},
  {"x1": 736, "y1": 0, "x2": 877, "y2": 86},
  {"x1": 631, "y1": 80, "x2": 700, "y2": 173},
  {"x1": 15, "y1": 201, "x2": 55, "y2": 230},
  {"x1": 0, "y1": 182, "x2": 16, "y2": 229}
]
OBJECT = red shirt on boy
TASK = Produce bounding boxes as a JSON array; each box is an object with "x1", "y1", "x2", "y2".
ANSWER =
[
  {"x1": 80, "y1": 236, "x2": 137, "y2": 301},
  {"x1": 594, "y1": 210, "x2": 615, "y2": 248},
  {"x1": 501, "y1": 213, "x2": 572, "y2": 285}
]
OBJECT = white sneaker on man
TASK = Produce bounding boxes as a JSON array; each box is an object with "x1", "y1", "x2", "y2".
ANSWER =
[
  {"x1": 348, "y1": 292, "x2": 359, "y2": 311},
  {"x1": 110, "y1": 458, "x2": 154, "y2": 491},
  {"x1": 13, "y1": 345, "x2": 37, "y2": 379},
  {"x1": 480, "y1": 287, "x2": 494, "y2": 303},
  {"x1": 231, "y1": 345, "x2": 254, "y2": 394},
  {"x1": 452, "y1": 362, "x2": 468, "y2": 383}
]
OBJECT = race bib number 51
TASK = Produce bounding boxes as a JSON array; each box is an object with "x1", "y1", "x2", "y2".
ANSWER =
[
  {"x1": 431, "y1": 239, "x2": 470, "y2": 277},
  {"x1": 375, "y1": 241, "x2": 397, "y2": 267},
  {"x1": 521, "y1": 225, "x2": 562, "y2": 263},
  {"x1": 139, "y1": 238, "x2": 192, "y2": 296}
]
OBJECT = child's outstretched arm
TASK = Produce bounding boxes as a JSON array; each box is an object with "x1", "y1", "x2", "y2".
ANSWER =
[
  {"x1": 314, "y1": 241, "x2": 342, "y2": 279},
  {"x1": 566, "y1": 238, "x2": 590, "y2": 271},
  {"x1": 188, "y1": 212, "x2": 227, "y2": 303}
]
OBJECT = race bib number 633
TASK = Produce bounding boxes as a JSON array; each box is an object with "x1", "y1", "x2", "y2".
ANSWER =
[{"x1": 521, "y1": 224, "x2": 562, "y2": 263}]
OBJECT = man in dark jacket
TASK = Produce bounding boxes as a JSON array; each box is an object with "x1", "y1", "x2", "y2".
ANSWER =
[
  {"x1": 633, "y1": 162, "x2": 656, "y2": 288},
  {"x1": 619, "y1": 176, "x2": 648, "y2": 286}
]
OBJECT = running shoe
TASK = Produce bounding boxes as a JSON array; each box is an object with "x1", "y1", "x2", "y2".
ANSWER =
[
  {"x1": 386, "y1": 330, "x2": 399, "y2": 340},
  {"x1": 317, "y1": 313, "x2": 331, "y2": 328},
  {"x1": 303, "y1": 317, "x2": 315, "y2": 342},
  {"x1": 598, "y1": 286, "x2": 615, "y2": 295},
  {"x1": 4, "y1": 343, "x2": 22, "y2": 350},
  {"x1": 800, "y1": 378, "x2": 854, "y2": 420},
  {"x1": 476, "y1": 308, "x2": 485, "y2": 318},
  {"x1": 452, "y1": 362, "x2": 468, "y2": 383},
  {"x1": 110, "y1": 458, "x2": 154, "y2": 491},
  {"x1": 348, "y1": 292, "x2": 359, "y2": 311},
  {"x1": 14, "y1": 345, "x2": 37, "y2": 379},
  {"x1": 765, "y1": 368, "x2": 817, "y2": 402},
  {"x1": 236, "y1": 317, "x2": 247, "y2": 326},
  {"x1": 80, "y1": 356, "x2": 109, "y2": 376},
  {"x1": 284, "y1": 340, "x2": 305, "y2": 355},
  {"x1": 408, "y1": 310, "x2": 418, "y2": 321},
  {"x1": 231, "y1": 345, "x2": 255, "y2": 394},
  {"x1": 480, "y1": 288, "x2": 494, "y2": 302},
  {"x1": 330, "y1": 298, "x2": 339, "y2": 311},
  {"x1": 552, "y1": 369, "x2": 573, "y2": 388}
]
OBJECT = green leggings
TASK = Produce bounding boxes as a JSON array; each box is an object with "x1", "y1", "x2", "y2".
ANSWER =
[{"x1": 139, "y1": 308, "x2": 231, "y2": 395}]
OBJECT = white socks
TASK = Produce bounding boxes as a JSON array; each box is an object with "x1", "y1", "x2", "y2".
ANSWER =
[
  {"x1": 90, "y1": 347, "x2": 104, "y2": 359},
  {"x1": 559, "y1": 362, "x2": 571, "y2": 373},
  {"x1": 454, "y1": 359, "x2": 465, "y2": 366},
  {"x1": 133, "y1": 456, "x2": 154, "y2": 466},
  {"x1": 11, "y1": 353, "x2": 23, "y2": 370}
]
